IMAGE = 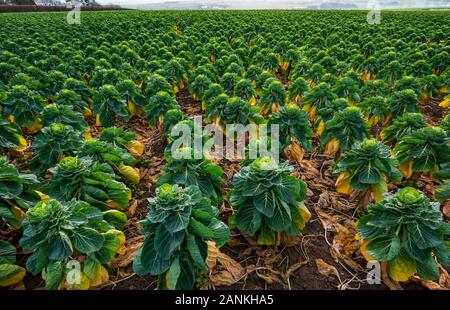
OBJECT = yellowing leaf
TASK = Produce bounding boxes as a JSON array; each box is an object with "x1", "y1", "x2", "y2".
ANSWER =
[
  {"x1": 302, "y1": 103, "x2": 311, "y2": 112},
  {"x1": 89, "y1": 265, "x2": 109, "y2": 288},
  {"x1": 399, "y1": 161, "x2": 413, "y2": 179},
  {"x1": 309, "y1": 106, "x2": 317, "y2": 120},
  {"x1": 84, "y1": 130, "x2": 93, "y2": 140},
  {"x1": 13, "y1": 134, "x2": 27, "y2": 152},
  {"x1": 389, "y1": 254, "x2": 416, "y2": 282},
  {"x1": 65, "y1": 272, "x2": 90, "y2": 290},
  {"x1": 368, "y1": 115, "x2": 380, "y2": 126},
  {"x1": 126, "y1": 140, "x2": 144, "y2": 158},
  {"x1": 372, "y1": 180, "x2": 388, "y2": 202},
  {"x1": 84, "y1": 108, "x2": 93, "y2": 118},
  {"x1": 35, "y1": 190, "x2": 50, "y2": 201},
  {"x1": 317, "y1": 119, "x2": 325, "y2": 136},
  {"x1": 95, "y1": 114, "x2": 102, "y2": 127},
  {"x1": 439, "y1": 98, "x2": 450, "y2": 108},
  {"x1": 336, "y1": 172, "x2": 352, "y2": 195},
  {"x1": 127, "y1": 100, "x2": 138, "y2": 116},
  {"x1": 249, "y1": 96, "x2": 257, "y2": 106},
  {"x1": 10, "y1": 205, "x2": 26, "y2": 222},
  {"x1": 298, "y1": 202, "x2": 311, "y2": 223},
  {"x1": 0, "y1": 264, "x2": 26, "y2": 287},
  {"x1": 324, "y1": 138, "x2": 340, "y2": 156},
  {"x1": 118, "y1": 163, "x2": 140, "y2": 184}
]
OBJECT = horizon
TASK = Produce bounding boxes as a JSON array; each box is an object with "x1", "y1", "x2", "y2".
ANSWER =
[{"x1": 94, "y1": 0, "x2": 450, "y2": 10}]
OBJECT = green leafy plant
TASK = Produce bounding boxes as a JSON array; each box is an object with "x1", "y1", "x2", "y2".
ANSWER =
[
  {"x1": 229, "y1": 158, "x2": 310, "y2": 245},
  {"x1": 49, "y1": 157, "x2": 131, "y2": 211},
  {"x1": 302, "y1": 82, "x2": 337, "y2": 121},
  {"x1": 0, "y1": 115, "x2": 27, "y2": 152},
  {"x1": 234, "y1": 79, "x2": 256, "y2": 104},
  {"x1": 158, "y1": 147, "x2": 224, "y2": 206},
  {"x1": 381, "y1": 113, "x2": 426, "y2": 145},
  {"x1": 394, "y1": 126, "x2": 450, "y2": 178},
  {"x1": 0, "y1": 240, "x2": 26, "y2": 287},
  {"x1": 222, "y1": 97, "x2": 263, "y2": 130},
  {"x1": 0, "y1": 156, "x2": 39, "y2": 229},
  {"x1": 315, "y1": 98, "x2": 349, "y2": 136},
  {"x1": 145, "y1": 91, "x2": 179, "y2": 128},
  {"x1": 31, "y1": 124, "x2": 82, "y2": 174},
  {"x1": 41, "y1": 104, "x2": 88, "y2": 134},
  {"x1": 320, "y1": 107, "x2": 370, "y2": 156},
  {"x1": 92, "y1": 85, "x2": 131, "y2": 127},
  {"x1": 133, "y1": 184, "x2": 230, "y2": 290},
  {"x1": 358, "y1": 96, "x2": 390, "y2": 126},
  {"x1": 334, "y1": 139, "x2": 401, "y2": 205},
  {"x1": 78, "y1": 139, "x2": 140, "y2": 184},
  {"x1": 98, "y1": 126, "x2": 144, "y2": 158},
  {"x1": 288, "y1": 77, "x2": 309, "y2": 103},
  {"x1": 55, "y1": 89, "x2": 89, "y2": 115},
  {"x1": 20, "y1": 199, "x2": 126, "y2": 290},
  {"x1": 116, "y1": 79, "x2": 146, "y2": 116},
  {"x1": 388, "y1": 89, "x2": 419, "y2": 119},
  {"x1": 357, "y1": 187, "x2": 450, "y2": 282},
  {"x1": 2, "y1": 85, "x2": 45, "y2": 128},
  {"x1": 259, "y1": 79, "x2": 287, "y2": 114},
  {"x1": 268, "y1": 104, "x2": 312, "y2": 163}
]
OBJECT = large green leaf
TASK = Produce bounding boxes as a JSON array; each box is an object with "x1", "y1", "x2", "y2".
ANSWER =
[
  {"x1": 45, "y1": 261, "x2": 63, "y2": 290},
  {"x1": 154, "y1": 225, "x2": 185, "y2": 257},
  {"x1": 235, "y1": 204, "x2": 262, "y2": 236},
  {"x1": 266, "y1": 200, "x2": 291, "y2": 232},
  {"x1": 208, "y1": 218, "x2": 230, "y2": 247},
  {"x1": 167, "y1": 256, "x2": 181, "y2": 290},
  {"x1": 133, "y1": 234, "x2": 170, "y2": 276},
  {"x1": 409, "y1": 222, "x2": 442, "y2": 250},
  {"x1": 0, "y1": 240, "x2": 16, "y2": 264},
  {"x1": 72, "y1": 227, "x2": 105, "y2": 254},
  {"x1": 48, "y1": 231, "x2": 73, "y2": 260},
  {"x1": 164, "y1": 207, "x2": 192, "y2": 233},
  {"x1": 26, "y1": 247, "x2": 49, "y2": 276},
  {"x1": 253, "y1": 191, "x2": 276, "y2": 217},
  {"x1": 175, "y1": 256, "x2": 195, "y2": 290},
  {"x1": 416, "y1": 255, "x2": 440, "y2": 280},
  {"x1": 366, "y1": 233, "x2": 401, "y2": 261},
  {"x1": 186, "y1": 234, "x2": 207, "y2": 271}
]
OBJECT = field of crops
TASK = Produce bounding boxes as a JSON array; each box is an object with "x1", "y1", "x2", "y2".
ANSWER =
[{"x1": 0, "y1": 10, "x2": 449, "y2": 291}]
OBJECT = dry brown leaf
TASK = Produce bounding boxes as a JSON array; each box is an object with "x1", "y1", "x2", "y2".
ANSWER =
[
  {"x1": 207, "y1": 241, "x2": 245, "y2": 287},
  {"x1": 315, "y1": 259, "x2": 340, "y2": 279},
  {"x1": 280, "y1": 233, "x2": 300, "y2": 247},
  {"x1": 256, "y1": 271, "x2": 284, "y2": 285},
  {"x1": 285, "y1": 260, "x2": 309, "y2": 279},
  {"x1": 420, "y1": 280, "x2": 449, "y2": 290},
  {"x1": 206, "y1": 241, "x2": 220, "y2": 269},
  {"x1": 443, "y1": 201, "x2": 450, "y2": 218},
  {"x1": 126, "y1": 200, "x2": 138, "y2": 217},
  {"x1": 227, "y1": 238, "x2": 241, "y2": 247},
  {"x1": 109, "y1": 236, "x2": 144, "y2": 268},
  {"x1": 314, "y1": 207, "x2": 342, "y2": 233}
]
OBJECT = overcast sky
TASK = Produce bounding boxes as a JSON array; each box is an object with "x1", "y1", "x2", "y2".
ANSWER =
[{"x1": 95, "y1": 0, "x2": 450, "y2": 8}]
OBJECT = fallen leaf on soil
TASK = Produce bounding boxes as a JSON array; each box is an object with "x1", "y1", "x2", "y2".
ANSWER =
[
  {"x1": 227, "y1": 238, "x2": 241, "y2": 247},
  {"x1": 285, "y1": 260, "x2": 309, "y2": 279},
  {"x1": 207, "y1": 241, "x2": 245, "y2": 286},
  {"x1": 314, "y1": 207, "x2": 342, "y2": 233},
  {"x1": 110, "y1": 236, "x2": 144, "y2": 268},
  {"x1": 316, "y1": 259, "x2": 340, "y2": 279},
  {"x1": 126, "y1": 200, "x2": 138, "y2": 217}
]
